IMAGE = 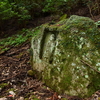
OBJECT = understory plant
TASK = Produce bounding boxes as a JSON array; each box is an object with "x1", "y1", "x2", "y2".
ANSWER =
[
  {"x1": 42, "y1": 0, "x2": 80, "y2": 14},
  {"x1": 0, "y1": 26, "x2": 41, "y2": 54},
  {"x1": 82, "y1": 0, "x2": 100, "y2": 18},
  {"x1": 0, "y1": 0, "x2": 31, "y2": 30}
]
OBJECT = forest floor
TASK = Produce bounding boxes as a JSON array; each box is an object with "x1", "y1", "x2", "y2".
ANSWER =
[
  {"x1": 0, "y1": 39, "x2": 92, "y2": 100},
  {"x1": 0, "y1": 7, "x2": 100, "y2": 100}
]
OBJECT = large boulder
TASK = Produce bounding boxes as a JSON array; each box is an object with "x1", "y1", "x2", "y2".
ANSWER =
[{"x1": 31, "y1": 15, "x2": 100, "y2": 97}]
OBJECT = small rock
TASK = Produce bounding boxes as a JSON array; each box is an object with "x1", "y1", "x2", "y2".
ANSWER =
[
  {"x1": 0, "y1": 98, "x2": 7, "y2": 100},
  {"x1": 9, "y1": 91, "x2": 16, "y2": 97},
  {"x1": 17, "y1": 97, "x2": 24, "y2": 100},
  {"x1": 27, "y1": 70, "x2": 34, "y2": 76},
  {"x1": 0, "y1": 88, "x2": 2, "y2": 92},
  {"x1": 4, "y1": 73, "x2": 9, "y2": 76},
  {"x1": 58, "y1": 95, "x2": 61, "y2": 99}
]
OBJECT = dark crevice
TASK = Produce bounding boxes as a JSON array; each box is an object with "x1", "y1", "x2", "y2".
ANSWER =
[
  {"x1": 49, "y1": 48, "x2": 55, "y2": 64},
  {"x1": 39, "y1": 30, "x2": 58, "y2": 64},
  {"x1": 39, "y1": 31, "x2": 47, "y2": 59}
]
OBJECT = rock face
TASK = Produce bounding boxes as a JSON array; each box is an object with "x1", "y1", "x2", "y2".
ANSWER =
[{"x1": 31, "y1": 15, "x2": 100, "y2": 97}]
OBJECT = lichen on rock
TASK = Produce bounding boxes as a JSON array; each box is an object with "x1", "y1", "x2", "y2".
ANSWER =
[{"x1": 31, "y1": 15, "x2": 100, "y2": 97}]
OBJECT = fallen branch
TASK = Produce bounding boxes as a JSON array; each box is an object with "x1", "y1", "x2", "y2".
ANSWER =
[
  {"x1": 0, "y1": 71, "x2": 26, "y2": 83},
  {"x1": 81, "y1": 59, "x2": 100, "y2": 74}
]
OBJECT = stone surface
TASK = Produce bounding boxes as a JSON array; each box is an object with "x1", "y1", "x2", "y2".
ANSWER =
[
  {"x1": 0, "y1": 98, "x2": 7, "y2": 100},
  {"x1": 31, "y1": 15, "x2": 100, "y2": 97}
]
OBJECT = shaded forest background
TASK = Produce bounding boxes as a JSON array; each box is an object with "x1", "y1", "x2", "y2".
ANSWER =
[{"x1": 0, "y1": 0, "x2": 100, "y2": 38}]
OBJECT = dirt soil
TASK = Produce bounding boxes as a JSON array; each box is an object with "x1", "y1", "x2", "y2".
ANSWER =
[{"x1": 0, "y1": 7, "x2": 100, "y2": 99}]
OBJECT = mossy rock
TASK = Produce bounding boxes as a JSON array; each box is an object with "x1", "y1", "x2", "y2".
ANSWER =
[{"x1": 31, "y1": 15, "x2": 100, "y2": 97}]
